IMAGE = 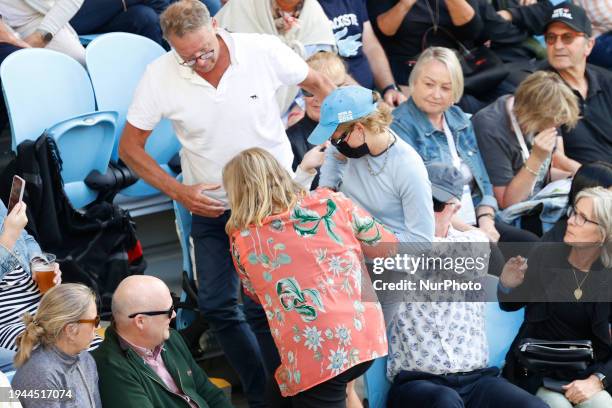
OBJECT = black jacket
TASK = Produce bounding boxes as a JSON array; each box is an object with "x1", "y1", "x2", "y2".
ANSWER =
[
  {"x1": 0, "y1": 135, "x2": 145, "y2": 315},
  {"x1": 286, "y1": 115, "x2": 319, "y2": 190},
  {"x1": 498, "y1": 241, "x2": 612, "y2": 393}
]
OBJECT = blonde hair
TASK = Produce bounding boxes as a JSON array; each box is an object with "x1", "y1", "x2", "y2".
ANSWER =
[
  {"x1": 224, "y1": 148, "x2": 305, "y2": 234},
  {"x1": 306, "y1": 52, "x2": 347, "y2": 85},
  {"x1": 160, "y1": 0, "x2": 211, "y2": 38},
  {"x1": 337, "y1": 92, "x2": 393, "y2": 135},
  {"x1": 409, "y1": 47, "x2": 464, "y2": 103},
  {"x1": 574, "y1": 187, "x2": 612, "y2": 268},
  {"x1": 514, "y1": 71, "x2": 580, "y2": 135},
  {"x1": 14, "y1": 284, "x2": 96, "y2": 367}
]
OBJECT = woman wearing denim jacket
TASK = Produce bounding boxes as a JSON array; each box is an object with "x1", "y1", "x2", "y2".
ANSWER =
[
  {"x1": 391, "y1": 47, "x2": 538, "y2": 245},
  {"x1": 0, "y1": 200, "x2": 61, "y2": 372}
]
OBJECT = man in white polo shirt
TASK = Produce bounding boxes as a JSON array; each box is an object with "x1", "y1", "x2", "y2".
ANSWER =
[{"x1": 118, "y1": 1, "x2": 335, "y2": 406}]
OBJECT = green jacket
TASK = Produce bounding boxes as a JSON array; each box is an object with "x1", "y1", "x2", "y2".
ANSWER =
[{"x1": 92, "y1": 327, "x2": 233, "y2": 408}]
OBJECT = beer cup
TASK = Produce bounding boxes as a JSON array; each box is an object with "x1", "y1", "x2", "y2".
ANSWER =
[{"x1": 32, "y1": 253, "x2": 57, "y2": 294}]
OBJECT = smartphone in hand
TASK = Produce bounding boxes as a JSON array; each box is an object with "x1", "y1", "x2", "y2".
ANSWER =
[{"x1": 7, "y1": 175, "x2": 25, "y2": 213}]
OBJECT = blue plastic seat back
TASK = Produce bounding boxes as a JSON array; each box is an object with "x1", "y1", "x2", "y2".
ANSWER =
[
  {"x1": 485, "y1": 301, "x2": 524, "y2": 368},
  {"x1": 4, "y1": 370, "x2": 15, "y2": 383},
  {"x1": 173, "y1": 175, "x2": 197, "y2": 330},
  {"x1": 79, "y1": 34, "x2": 100, "y2": 46},
  {"x1": 46, "y1": 111, "x2": 117, "y2": 208},
  {"x1": 364, "y1": 357, "x2": 392, "y2": 408},
  {"x1": 86, "y1": 33, "x2": 181, "y2": 197},
  {"x1": 1, "y1": 48, "x2": 96, "y2": 150}
]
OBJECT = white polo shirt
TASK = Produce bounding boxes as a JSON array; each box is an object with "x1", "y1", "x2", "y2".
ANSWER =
[{"x1": 127, "y1": 30, "x2": 310, "y2": 204}]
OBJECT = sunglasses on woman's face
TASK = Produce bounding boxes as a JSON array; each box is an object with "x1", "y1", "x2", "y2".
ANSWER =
[
  {"x1": 128, "y1": 305, "x2": 175, "y2": 319},
  {"x1": 76, "y1": 315, "x2": 101, "y2": 327},
  {"x1": 302, "y1": 89, "x2": 314, "y2": 98},
  {"x1": 330, "y1": 127, "x2": 354, "y2": 146}
]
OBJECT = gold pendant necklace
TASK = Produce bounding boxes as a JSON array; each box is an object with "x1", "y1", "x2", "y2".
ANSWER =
[{"x1": 571, "y1": 266, "x2": 591, "y2": 301}]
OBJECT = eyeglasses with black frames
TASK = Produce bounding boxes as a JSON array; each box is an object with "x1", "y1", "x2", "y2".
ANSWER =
[{"x1": 128, "y1": 305, "x2": 175, "y2": 319}]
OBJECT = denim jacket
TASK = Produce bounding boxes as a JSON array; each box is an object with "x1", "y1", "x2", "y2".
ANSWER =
[
  {"x1": 0, "y1": 201, "x2": 41, "y2": 280},
  {"x1": 391, "y1": 98, "x2": 498, "y2": 211}
]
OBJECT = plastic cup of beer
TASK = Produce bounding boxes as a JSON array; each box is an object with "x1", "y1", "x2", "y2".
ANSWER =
[{"x1": 32, "y1": 253, "x2": 57, "y2": 294}]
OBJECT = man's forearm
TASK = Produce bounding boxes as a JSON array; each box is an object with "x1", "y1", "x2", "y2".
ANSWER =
[
  {"x1": 363, "y1": 39, "x2": 396, "y2": 90},
  {"x1": 376, "y1": 1, "x2": 414, "y2": 36},
  {"x1": 119, "y1": 139, "x2": 183, "y2": 200},
  {"x1": 445, "y1": 0, "x2": 476, "y2": 26},
  {"x1": 300, "y1": 68, "x2": 335, "y2": 102}
]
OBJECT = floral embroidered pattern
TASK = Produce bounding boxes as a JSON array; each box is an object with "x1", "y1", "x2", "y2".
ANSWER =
[
  {"x1": 291, "y1": 199, "x2": 342, "y2": 244},
  {"x1": 277, "y1": 277, "x2": 324, "y2": 322}
]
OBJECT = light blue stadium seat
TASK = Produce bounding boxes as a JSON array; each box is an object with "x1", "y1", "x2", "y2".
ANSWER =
[
  {"x1": 1, "y1": 48, "x2": 118, "y2": 208},
  {"x1": 485, "y1": 299, "x2": 524, "y2": 368},
  {"x1": 173, "y1": 175, "x2": 197, "y2": 330},
  {"x1": 86, "y1": 32, "x2": 181, "y2": 198},
  {"x1": 4, "y1": 370, "x2": 15, "y2": 383},
  {"x1": 45, "y1": 111, "x2": 117, "y2": 209},
  {"x1": 79, "y1": 34, "x2": 100, "y2": 46},
  {"x1": 364, "y1": 356, "x2": 392, "y2": 408},
  {"x1": 1, "y1": 48, "x2": 96, "y2": 151},
  {"x1": 363, "y1": 281, "x2": 524, "y2": 408}
]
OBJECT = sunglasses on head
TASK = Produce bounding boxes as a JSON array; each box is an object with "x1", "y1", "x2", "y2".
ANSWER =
[{"x1": 128, "y1": 305, "x2": 175, "y2": 319}]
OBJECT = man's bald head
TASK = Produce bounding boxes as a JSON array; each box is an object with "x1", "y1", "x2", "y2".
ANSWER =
[{"x1": 112, "y1": 275, "x2": 170, "y2": 325}]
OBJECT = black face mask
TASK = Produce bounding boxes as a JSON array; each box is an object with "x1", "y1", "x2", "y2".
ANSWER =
[{"x1": 335, "y1": 140, "x2": 371, "y2": 159}]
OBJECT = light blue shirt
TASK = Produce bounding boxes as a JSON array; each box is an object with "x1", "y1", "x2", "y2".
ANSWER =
[
  {"x1": 0, "y1": 201, "x2": 42, "y2": 279},
  {"x1": 319, "y1": 133, "x2": 434, "y2": 243}
]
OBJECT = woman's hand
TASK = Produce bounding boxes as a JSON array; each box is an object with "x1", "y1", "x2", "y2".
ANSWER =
[
  {"x1": 299, "y1": 142, "x2": 330, "y2": 173},
  {"x1": 500, "y1": 256, "x2": 527, "y2": 289},
  {"x1": 0, "y1": 202, "x2": 28, "y2": 249},
  {"x1": 32, "y1": 261, "x2": 62, "y2": 285},
  {"x1": 531, "y1": 127, "x2": 557, "y2": 162},
  {"x1": 563, "y1": 375, "x2": 604, "y2": 404},
  {"x1": 478, "y1": 216, "x2": 500, "y2": 242},
  {"x1": 23, "y1": 32, "x2": 48, "y2": 48}
]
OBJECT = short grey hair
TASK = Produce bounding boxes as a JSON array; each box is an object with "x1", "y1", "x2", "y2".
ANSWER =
[
  {"x1": 574, "y1": 187, "x2": 612, "y2": 268},
  {"x1": 408, "y1": 47, "x2": 464, "y2": 103},
  {"x1": 160, "y1": 0, "x2": 212, "y2": 39}
]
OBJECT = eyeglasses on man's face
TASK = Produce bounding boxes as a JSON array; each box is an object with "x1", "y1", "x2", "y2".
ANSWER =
[
  {"x1": 568, "y1": 207, "x2": 599, "y2": 227},
  {"x1": 178, "y1": 49, "x2": 214, "y2": 66},
  {"x1": 128, "y1": 305, "x2": 175, "y2": 319},
  {"x1": 544, "y1": 32, "x2": 586, "y2": 46}
]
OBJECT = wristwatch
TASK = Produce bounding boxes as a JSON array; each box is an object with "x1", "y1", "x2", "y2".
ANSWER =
[
  {"x1": 35, "y1": 29, "x2": 53, "y2": 45},
  {"x1": 594, "y1": 372, "x2": 608, "y2": 388},
  {"x1": 382, "y1": 83, "x2": 399, "y2": 96}
]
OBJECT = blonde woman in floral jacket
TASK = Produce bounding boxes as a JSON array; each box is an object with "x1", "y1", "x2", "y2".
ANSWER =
[{"x1": 223, "y1": 147, "x2": 397, "y2": 408}]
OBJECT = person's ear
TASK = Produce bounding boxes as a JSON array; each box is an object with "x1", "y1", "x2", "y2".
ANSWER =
[
  {"x1": 64, "y1": 323, "x2": 78, "y2": 341},
  {"x1": 134, "y1": 315, "x2": 146, "y2": 331},
  {"x1": 584, "y1": 36, "x2": 595, "y2": 57},
  {"x1": 354, "y1": 123, "x2": 365, "y2": 139}
]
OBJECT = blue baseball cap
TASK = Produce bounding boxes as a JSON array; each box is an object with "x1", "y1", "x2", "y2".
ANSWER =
[{"x1": 307, "y1": 86, "x2": 378, "y2": 145}]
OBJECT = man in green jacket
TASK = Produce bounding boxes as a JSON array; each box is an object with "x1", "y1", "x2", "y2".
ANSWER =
[{"x1": 92, "y1": 275, "x2": 233, "y2": 408}]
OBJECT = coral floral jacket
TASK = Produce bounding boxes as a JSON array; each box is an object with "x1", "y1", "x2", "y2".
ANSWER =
[{"x1": 230, "y1": 188, "x2": 397, "y2": 396}]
